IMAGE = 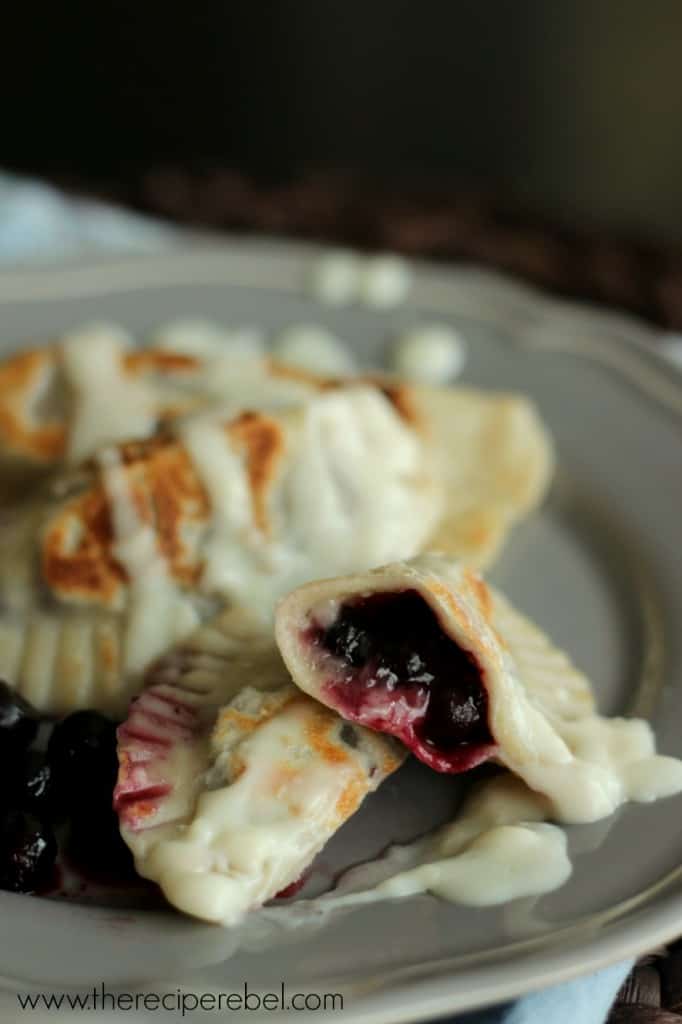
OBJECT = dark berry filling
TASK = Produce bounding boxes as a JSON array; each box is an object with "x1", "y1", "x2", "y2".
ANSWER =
[{"x1": 307, "y1": 590, "x2": 495, "y2": 772}]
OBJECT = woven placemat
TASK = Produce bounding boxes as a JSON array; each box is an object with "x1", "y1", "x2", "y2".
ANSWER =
[
  {"x1": 55, "y1": 166, "x2": 682, "y2": 332},
  {"x1": 609, "y1": 948, "x2": 682, "y2": 1022},
  {"x1": 52, "y1": 166, "x2": 682, "y2": 1021}
]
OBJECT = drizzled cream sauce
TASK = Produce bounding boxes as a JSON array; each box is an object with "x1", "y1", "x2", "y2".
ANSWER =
[
  {"x1": 152, "y1": 319, "x2": 265, "y2": 359},
  {"x1": 96, "y1": 388, "x2": 438, "y2": 676},
  {"x1": 322, "y1": 775, "x2": 570, "y2": 910},
  {"x1": 309, "y1": 251, "x2": 412, "y2": 308},
  {"x1": 59, "y1": 321, "x2": 314, "y2": 465},
  {"x1": 293, "y1": 753, "x2": 682, "y2": 914},
  {"x1": 61, "y1": 324, "x2": 157, "y2": 460},
  {"x1": 97, "y1": 448, "x2": 199, "y2": 673},
  {"x1": 272, "y1": 324, "x2": 355, "y2": 376},
  {"x1": 506, "y1": 713, "x2": 682, "y2": 824},
  {"x1": 179, "y1": 411, "x2": 279, "y2": 614},
  {"x1": 178, "y1": 389, "x2": 439, "y2": 620}
]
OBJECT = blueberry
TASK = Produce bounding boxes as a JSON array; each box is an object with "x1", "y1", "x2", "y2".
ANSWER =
[
  {"x1": 0, "y1": 809, "x2": 57, "y2": 894},
  {"x1": 21, "y1": 760, "x2": 53, "y2": 812},
  {"x1": 0, "y1": 681, "x2": 40, "y2": 757},
  {"x1": 6, "y1": 755, "x2": 56, "y2": 818},
  {"x1": 47, "y1": 711, "x2": 118, "y2": 815},
  {"x1": 67, "y1": 807, "x2": 135, "y2": 883}
]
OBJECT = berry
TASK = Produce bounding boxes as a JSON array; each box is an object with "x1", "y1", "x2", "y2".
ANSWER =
[
  {"x1": 8, "y1": 755, "x2": 55, "y2": 818},
  {"x1": 67, "y1": 807, "x2": 135, "y2": 883},
  {"x1": 0, "y1": 681, "x2": 40, "y2": 757},
  {"x1": 47, "y1": 711, "x2": 118, "y2": 816},
  {"x1": 22, "y1": 761, "x2": 53, "y2": 813},
  {"x1": 0, "y1": 809, "x2": 57, "y2": 893}
]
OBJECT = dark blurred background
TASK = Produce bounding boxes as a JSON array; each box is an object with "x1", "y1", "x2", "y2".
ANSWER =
[{"x1": 4, "y1": 0, "x2": 682, "y2": 322}]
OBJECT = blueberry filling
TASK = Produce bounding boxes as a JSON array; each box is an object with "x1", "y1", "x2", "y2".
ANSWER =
[{"x1": 308, "y1": 590, "x2": 494, "y2": 772}]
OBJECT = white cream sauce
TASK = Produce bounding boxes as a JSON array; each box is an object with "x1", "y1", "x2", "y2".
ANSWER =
[
  {"x1": 61, "y1": 323, "x2": 157, "y2": 460},
  {"x1": 153, "y1": 320, "x2": 337, "y2": 408},
  {"x1": 294, "y1": 774, "x2": 570, "y2": 913},
  {"x1": 375, "y1": 824, "x2": 568, "y2": 905},
  {"x1": 509, "y1": 713, "x2": 682, "y2": 824},
  {"x1": 358, "y1": 255, "x2": 412, "y2": 308},
  {"x1": 309, "y1": 251, "x2": 359, "y2": 306},
  {"x1": 62, "y1": 320, "x2": 317, "y2": 459},
  {"x1": 153, "y1": 319, "x2": 265, "y2": 359},
  {"x1": 182, "y1": 354, "x2": 317, "y2": 409},
  {"x1": 98, "y1": 448, "x2": 200, "y2": 674},
  {"x1": 272, "y1": 324, "x2": 356, "y2": 376},
  {"x1": 391, "y1": 323, "x2": 466, "y2": 385},
  {"x1": 178, "y1": 389, "x2": 440, "y2": 620},
  {"x1": 316, "y1": 727, "x2": 682, "y2": 913},
  {"x1": 179, "y1": 410, "x2": 277, "y2": 613},
  {"x1": 309, "y1": 251, "x2": 411, "y2": 308}
]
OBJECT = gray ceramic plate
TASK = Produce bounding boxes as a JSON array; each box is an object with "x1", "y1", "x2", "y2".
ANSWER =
[{"x1": 0, "y1": 242, "x2": 681, "y2": 1022}]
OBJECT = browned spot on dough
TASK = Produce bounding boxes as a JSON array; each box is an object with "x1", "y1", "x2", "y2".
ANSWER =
[
  {"x1": 301, "y1": 698, "x2": 357, "y2": 768},
  {"x1": 464, "y1": 568, "x2": 493, "y2": 623},
  {"x1": 266, "y1": 359, "x2": 337, "y2": 391},
  {"x1": 98, "y1": 632, "x2": 119, "y2": 673},
  {"x1": 381, "y1": 746, "x2": 407, "y2": 776},
  {"x1": 335, "y1": 778, "x2": 366, "y2": 820},
  {"x1": 124, "y1": 351, "x2": 201, "y2": 374},
  {"x1": 43, "y1": 435, "x2": 210, "y2": 605},
  {"x1": 369, "y1": 380, "x2": 423, "y2": 430},
  {"x1": 42, "y1": 487, "x2": 125, "y2": 604},
  {"x1": 426, "y1": 580, "x2": 470, "y2": 634},
  {"x1": 227, "y1": 412, "x2": 286, "y2": 535},
  {"x1": 135, "y1": 442, "x2": 209, "y2": 585},
  {"x1": 267, "y1": 360, "x2": 422, "y2": 432},
  {"x1": 0, "y1": 349, "x2": 66, "y2": 461}
]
